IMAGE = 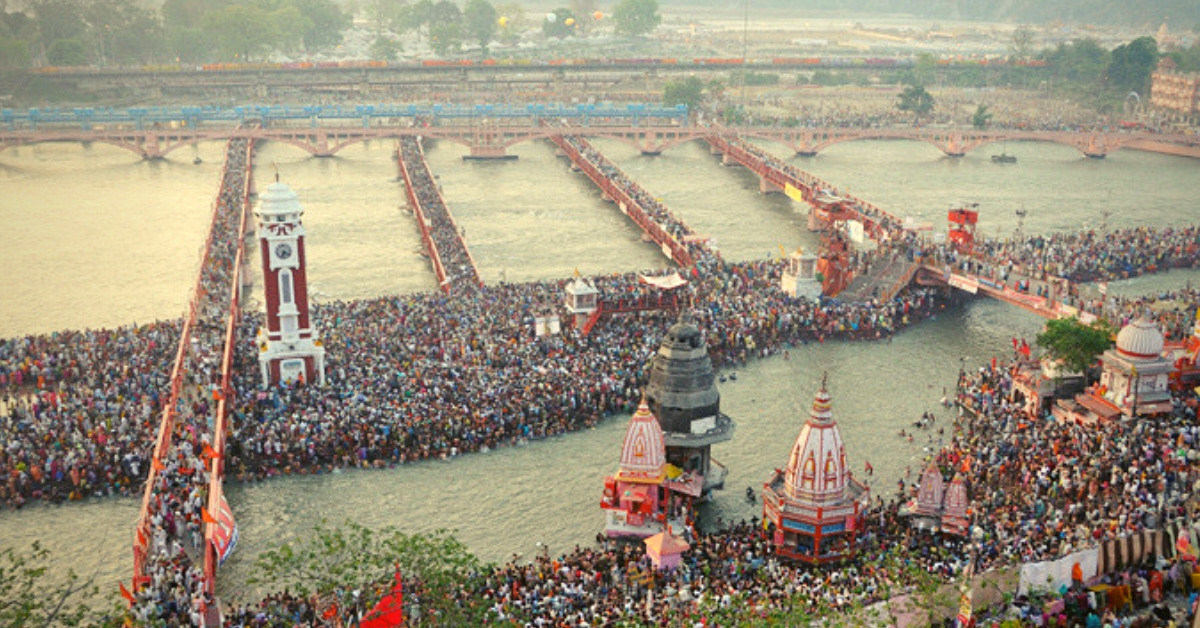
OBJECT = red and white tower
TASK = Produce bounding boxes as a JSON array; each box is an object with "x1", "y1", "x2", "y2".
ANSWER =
[{"x1": 255, "y1": 179, "x2": 325, "y2": 387}]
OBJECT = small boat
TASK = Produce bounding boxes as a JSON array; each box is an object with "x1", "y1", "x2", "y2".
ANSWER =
[
  {"x1": 193, "y1": 156, "x2": 203, "y2": 165},
  {"x1": 991, "y1": 153, "x2": 1016, "y2": 164}
]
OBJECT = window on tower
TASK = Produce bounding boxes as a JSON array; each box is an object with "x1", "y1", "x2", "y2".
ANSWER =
[{"x1": 280, "y1": 270, "x2": 294, "y2": 305}]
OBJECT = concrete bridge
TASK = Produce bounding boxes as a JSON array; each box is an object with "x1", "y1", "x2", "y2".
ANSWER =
[{"x1": 2, "y1": 121, "x2": 1194, "y2": 160}]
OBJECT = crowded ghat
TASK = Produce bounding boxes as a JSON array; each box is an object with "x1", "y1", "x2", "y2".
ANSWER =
[{"x1": 4, "y1": 140, "x2": 1200, "y2": 626}]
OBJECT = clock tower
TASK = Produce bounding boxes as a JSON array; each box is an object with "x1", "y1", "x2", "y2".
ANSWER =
[{"x1": 255, "y1": 179, "x2": 325, "y2": 387}]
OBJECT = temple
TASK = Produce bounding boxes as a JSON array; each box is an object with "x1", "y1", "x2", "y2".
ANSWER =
[
  {"x1": 762, "y1": 378, "x2": 869, "y2": 564},
  {"x1": 644, "y1": 314, "x2": 735, "y2": 498},
  {"x1": 1062, "y1": 316, "x2": 1173, "y2": 421},
  {"x1": 600, "y1": 399, "x2": 701, "y2": 539},
  {"x1": 904, "y1": 463, "x2": 969, "y2": 537}
]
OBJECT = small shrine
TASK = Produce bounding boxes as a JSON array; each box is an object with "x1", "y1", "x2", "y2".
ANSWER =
[
  {"x1": 1074, "y1": 316, "x2": 1174, "y2": 418},
  {"x1": 601, "y1": 400, "x2": 700, "y2": 539},
  {"x1": 902, "y1": 464, "x2": 970, "y2": 537},
  {"x1": 762, "y1": 377, "x2": 869, "y2": 564},
  {"x1": 564, "y1": 271, "x2": 600, "y2": 328},
  {"x1": 941, "y1": 474, "x2": 970, "y2": 536},
  {"x1": 780, "y1": 248, "x2": 822, "y2": 300},
  {"x1": 644, "y1": 529, "x2": 690, "y2": 571}
]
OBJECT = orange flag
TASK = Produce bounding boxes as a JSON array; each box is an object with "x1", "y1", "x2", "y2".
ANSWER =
[
  {"x1": 136, "y1": 527, "x2": 147, "y2": 547},
  {"x1": 201, "y1": 507, "x2": 218, "y2": 524},
  {"x1": 151, "y1": 458, "x2": 165, "y2": 472},
  {"x1": 203, "y1": 443, "x2": 220, "y2": 460},
  {"x1": 119, "y1": 581, "x2": 135, "y2": 604}
]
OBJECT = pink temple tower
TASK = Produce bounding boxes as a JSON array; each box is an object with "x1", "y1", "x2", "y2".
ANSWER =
[
  {"x1": 762, "y1": 376, "x2": 869, "y2": 564},
  {"x1": 255, "y1": 179, "x2": 325, "y2": 387}
]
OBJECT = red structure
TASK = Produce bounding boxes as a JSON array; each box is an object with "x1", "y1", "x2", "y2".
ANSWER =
[
  {"x1": 947, "y1": 206, "x2": 979, "y2": 252},
  {"x1": 601, "y1": 399, "x2": 700, "y2": 538},
  {"x1": 255, "y1": 178, "x2": 325, "y2": 386},
  {"x1": 762, "y1": 378, "x2": 869, "y2": 564}
]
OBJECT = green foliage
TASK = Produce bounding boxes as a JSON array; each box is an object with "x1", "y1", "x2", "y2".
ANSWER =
[
  {"x1": 405, "y1": 0, "x2": 435, "y2": 31},
  {"x1": 612, "y1": 0, "x2": 660, "y2": 37},
  {"x1": 249, "y1": 521, "x2": 487, "y2": 627},
  {"x1": 427, "y1": 0, "x2": 463, "y2": 55},
  {"x1": 1035, "y1": 316, "x2": 1114, "y2": 375},
  {"x1": 1106, "y1": 36, "x2": 1159, "y2": 96},
  {"x1": 542, "y1": 8, "x2": 576, "y2": 39},
  {"x1": 0, "y1": 37, "x2": 31, "y2": 68},
  {"x1": 463, "y1": 0, "x2": 497, "y2": 52},
  {"x1": 494, "y1": 3, "x2": 524, "y2": 44},
  {"x1": 283, "y1": 0, "x2": 349, "y2": 50},
  {"x1": 663, "y1": 75, "x2": 704, "y2": 111},
  {"x1": 972, "y1": 104, "x2": 993, "y2": 129},
  {"x1": 811, "y1": 69, "x2": 850, "y2": 86},
  {"x1": 1171, "y1": 39, "x2": 1200, "y2": 73},
  {"x1": 202, "y1": 4, "x2": 274, "y2": 60},
  {"x1": 370, "y1": 35, "x2": 402, "y2": 60},
  {"x1": 0, "y1": 542, "x2": 112, "y2": 628},
  {"x1": 897, "y1": 84, "x2": 935, "y2": 122},
  {"x1": 1010, "y1": 25, "x2": 1036, "y2": 61},
  {"x1": 45, "y1": 38, "x2": 86, "y2": 65}
]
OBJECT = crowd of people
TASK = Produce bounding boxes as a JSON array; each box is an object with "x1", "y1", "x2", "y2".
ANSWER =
[
  {"x1": 553, "y1": 132, "x2": 720, "y2": 271},
  {"x1": 397, "y1": 135, "x2": 482, "y2": 293},
  {"x1": 130, "y1": 135, "x2": 255, "y2": 626}
]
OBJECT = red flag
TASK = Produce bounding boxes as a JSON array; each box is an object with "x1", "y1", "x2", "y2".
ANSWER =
[
  {"x1": 202, "y1": 443, "x2": 220, "y2": 460},
  {"x1": 136, "y1": 527, "x2": 147, "y2": 547},
  {"x1": 151, "y1": 458, "x2": 165, "y2": 472},
  {"x1": 322, "y1": 604, "x2": 339, "y2": 620},
  {"x1": 119, "y1": 581, "x2": 135, "y2": 604},
  {"x1": 201, "y1": 507, "x2": 218, "y2": 524}
]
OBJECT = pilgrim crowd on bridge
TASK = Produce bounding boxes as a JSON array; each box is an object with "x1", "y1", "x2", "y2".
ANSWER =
[{"x1": 397, "y1": 136, "x2": 482, "y2": 292}]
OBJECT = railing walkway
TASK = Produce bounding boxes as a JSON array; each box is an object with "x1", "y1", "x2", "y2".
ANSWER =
[
  {"x1": 130, "y1": 133, "x2": 253, "y2": 626},
  {"x1": 396, "y1": 135, "x2": 482, "y2": 293},
  {"x1": 550, "y1": 133, "x2": 707, "y2": 269}
]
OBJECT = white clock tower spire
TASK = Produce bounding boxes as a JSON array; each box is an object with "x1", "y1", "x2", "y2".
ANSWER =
[{"x1": 255, "y1": 178, "x2": 325, "y2": 387}]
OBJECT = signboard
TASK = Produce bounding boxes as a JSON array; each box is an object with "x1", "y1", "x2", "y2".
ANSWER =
[
  {"x1": 784, "y1": 183, "x2": 806, "y2": 203},
  {"x1": 212, "y1": 493, "x2": 238, "y2": 567},
  {"x1": 947, "y1": 274, "x2": 979, "y2": 294}
]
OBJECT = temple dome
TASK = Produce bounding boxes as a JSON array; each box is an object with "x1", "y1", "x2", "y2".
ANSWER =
[
  {"x1": 257, "y1": 181, "x2": 303, "y2": 218},
  {"x1": 1115, "y1": 317, "x2": 1164, "y2": 359},
  {"x1": 616, "y1": 400, "x2": 667, "y2": 483},
  {"x1": 782, "y1": 384, "x2": 851, "y2": 504}
]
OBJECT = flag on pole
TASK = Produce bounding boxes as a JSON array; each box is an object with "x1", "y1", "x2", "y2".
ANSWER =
[
  {"x1": 151, "y1": 457, "x2": 165, "y2": 472},
  {"x1": 201, "y1": 507, "x2": 218, "y2": 524},
  {"x1": 119, "y1": 581, "x2": 135, "y2": 605}
]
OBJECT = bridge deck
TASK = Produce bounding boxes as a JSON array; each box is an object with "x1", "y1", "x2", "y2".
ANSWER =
[
  {"x1": 396, "y1": 136, "x2": 482, "y2": 293},
  {"x1": 550, "y1": 133, "x2": 704, "y2": 269},
  {"x1": 132, "y1": 135, "x2": 251, "y2": 623}
]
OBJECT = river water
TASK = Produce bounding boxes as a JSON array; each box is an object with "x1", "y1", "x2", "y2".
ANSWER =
[{"x1": 1, "y1": 136, "x2": 1199, "y2": 603}]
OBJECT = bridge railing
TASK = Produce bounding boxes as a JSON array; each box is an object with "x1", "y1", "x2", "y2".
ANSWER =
[
  {"x1": 549, "y1": 134, "x2": 700, "y2": 269},
  {"x1": 131, "y1": 134, "x2": 253, "y2": 623},
  {"x1": 396, "y1": 136, "x2": 482, "y2": 292}
]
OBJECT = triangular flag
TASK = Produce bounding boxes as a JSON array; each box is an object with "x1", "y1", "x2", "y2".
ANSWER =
[
  {"x1": 203, "y1": 443, "x2": 220, "y2": 460},
  {"x1": 119, "y1": 581, "x2": 135, "y2": 604},
  {"x1": 136, "y1": 527, "x2": 147, "y2": 547},
  {"x1": 201, "y1": 507, "x2": 218, "y2": 524},
  {"x1": 151, "y1": 458, "x2": 165, "y2": 472}
]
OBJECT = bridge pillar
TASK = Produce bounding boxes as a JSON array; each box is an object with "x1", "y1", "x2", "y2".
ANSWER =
[
  {"x1": 142, "y1": 134, "x2": 163, "y2": 160},
  {"x1": 463, "y1": 144, "x2": 516, "y2": 160},
  {"x1": 760, "y1": 176, "x2": 783, "y2": 194},
  {"x1": 637, "y1": 130, "x2": 662, "y2": 156},
  {"x1": 1084, "y1": 137, "x2": 1108, "y2": 159}
]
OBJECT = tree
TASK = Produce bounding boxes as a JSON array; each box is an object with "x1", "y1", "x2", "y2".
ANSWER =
[
  {"x1": 463, "y1": 0, "x2": 497, "y2": 53},
  {"x1": 897, "y1": 84, "x2": 935, "y2": 123},
  {"x1": 494, "y1": 3, "x2": 524, "y2": 45},
  {"x1": 972, "y1": 104, "x2": 993, "y2": 129},
  {"x1": 1107, "y1": 36, "x2": 1159, "y2": 96},
  {"x1": 370, "y1": 34, "x2": 402, "y2": 60},
  {"x1": 46, "y1": 38, "x2": 86, "y2": 65},
  {"x1": 0, "y1": 542, "x2": 114, "y2": 628},
  {"x1": 0, "y1": 36, "x2": 31, "y2": 68},
  {"x1": 612, "y1": 0, "x2": 659, "y2": 37},
  {"x1": 1009, "y1": 25, "x2": 1036, "y2": 61},
  {"x1": 1035, "y1": 316, "x2": 1114, "y2": 376},
  {"x1": 283, "y1": 0, "x2": 349, "y2": 51},
  {"x1": 248, "y1": 521, "x2": 488, "y2": 627},
  {"x1": 542, "y1": 8, "x2": 575, "y2": 39},
  {"x1": 663, "y1": 75, "x2": 704, "y2": 113},
  {"x1": 203, "y1": 4, "x2": 275, "y2": 61},
  {"x1": 427, "y1": 0, "x2": 462, "y2": 55}
]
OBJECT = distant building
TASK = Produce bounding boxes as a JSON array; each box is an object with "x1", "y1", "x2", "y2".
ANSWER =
[{"x1": 1150, "y1": 58, "x2": 1200, "y2": 122}]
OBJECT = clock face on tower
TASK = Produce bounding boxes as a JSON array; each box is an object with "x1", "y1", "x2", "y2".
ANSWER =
[{"x1": 275, "y1": 243, "x2": 293, "y2": 260}]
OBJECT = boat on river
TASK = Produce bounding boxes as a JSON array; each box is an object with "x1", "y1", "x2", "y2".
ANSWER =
[{"x1": 991, "y1": 153, "x2": 1017, "y2": 164}]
